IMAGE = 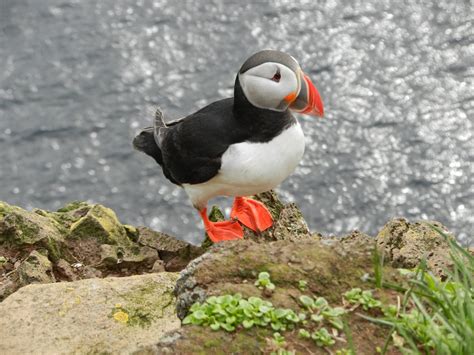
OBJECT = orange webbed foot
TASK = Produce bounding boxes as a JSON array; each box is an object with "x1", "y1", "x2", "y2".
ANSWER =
[
  {"x1": 200, "y1": 209, "x2": 244, "y2": 243},
  {"x1": 230, "y1": 197, "x2": 273, "y2": 232}
]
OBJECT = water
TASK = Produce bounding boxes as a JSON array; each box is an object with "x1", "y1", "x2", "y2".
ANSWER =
[{"x1": 1, "y1": 0, "x2": 473, "y2": 245}]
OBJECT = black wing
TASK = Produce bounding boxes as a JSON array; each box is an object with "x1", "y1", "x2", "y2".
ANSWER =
[{"x1": 158, "y1": 98, "x2": 246, "y2": 185}]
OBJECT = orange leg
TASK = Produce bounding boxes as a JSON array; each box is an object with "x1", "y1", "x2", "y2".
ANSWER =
[
  {"x1": 230, "y1": 197, "x2": 273, "y2": 232},
  {"x1": 199, "y1": 208, "x2": 244, "y2": 243}
]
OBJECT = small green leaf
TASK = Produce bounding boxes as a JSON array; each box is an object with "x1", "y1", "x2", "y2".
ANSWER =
[
  {"x1": 193, "y1": 310, "x2": 207, "y2": 320},
  {"x1": 210, "y1": 323, "x2": 220, "y2": 331},
  {"x1": 182, "y1": 315, "x2": 193, "y2": 324},
  {"x1": 314, "y1": 297, "x2": 329, "y2": 309},
  {"x1": 220, "y1": 322, "x2": 235, "y2": 332},
  {"x1": 299, "y1": 328, "x2": 311, "y2": 339},
  {"x1": 299, "y1": 295, "x2": 314, "y2": 308},
  {"x1": 329, "y1": 317, "x2": 344, "y2": 330},
  {"x1": 298, "y1": 280, "x2": 308, "y2": 291},
  {"x1": 242, "y1": 319, "x2": 254, "y2": 329}
]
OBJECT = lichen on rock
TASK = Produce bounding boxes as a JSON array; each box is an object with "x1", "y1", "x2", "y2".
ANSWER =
[
  {"x1": 376, "y1": 218, "x2": 457, "y2": 278},
  {"x1": 69, "y1": 204, "x2": 132, "y2": 246},
  {"x1": 0, "y1": 273, "x2": 180, "y2": 354}
]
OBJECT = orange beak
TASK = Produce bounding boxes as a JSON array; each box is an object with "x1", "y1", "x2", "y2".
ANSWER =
[{"x1": 289, "y1": 71, "x2": 324, "y2": 117}]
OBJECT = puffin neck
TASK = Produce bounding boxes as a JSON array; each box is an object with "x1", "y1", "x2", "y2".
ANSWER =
[{"x1": 232, "y1": 76, "x2": 295, "y2": 135}]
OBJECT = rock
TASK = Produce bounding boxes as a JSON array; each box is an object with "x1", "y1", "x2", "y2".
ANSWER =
[
  {"x1": 99, "y1": 244, "x2": 158, "y2": 270},
  {"x1": 376, "y1": 218, "x2": 456, "y2": 278},
  {"x1": 243, "y1": 191, "x2": 312, "y2": 242},
  {"x1": 0, "y1": 273, "x2": 180, "y2": 354},
  {"x1": 54, "y1": 259, "x2": 78, "y2": 281},
  {"x1": 1, "y1": 200, "x2": 195, "y2": 300},
  {"x1": 17, "y1": 250, "x2": 55, "y2": 286},
  {"x1": 0, "y1": 201, "x2": 65, "y2": 260},
  {"x1": 81, "y1": 265, "x2": 103, "y2": 279},
  {"x1": 137, "y1": 227, "x2": 204, "y2": 271},
  {"x1": 0, "y1": 277, "x2": 17, "y2": 301},
  {"x1": 124, "y1": 224, "x2": 140, "y2": 242},
  {"x1": 69, "y1": 204, "x2": 132, "y2": 246},
  {"x1": 174, "y1": 238, "x2": 377, "y2": 320},
  {"x1": 152, "y1": 260, "x2": 165, "y2": 273},
  {"x1": 271, "y1": 202, "x2": 312, "y2": 241},
  {"x1": 203, "y1": 191, "x2": 313, "y2": 243}
]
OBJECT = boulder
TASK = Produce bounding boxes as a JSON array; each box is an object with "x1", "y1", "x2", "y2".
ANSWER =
[
  {"x1": 376, "y1": 218, "x2": 456, "y2": 278},
  {"x1": 17, "y1": 250, "x2": 55, "y2": 286},
  {"x1": 69, "y1": 204, "x2": 132, "y2": 246},
  {"x1": 137, "y1": 227, "x2": 204, "y2": 271},
  {"x1": 0, "y1": 273, "x2": 180, "y2": 354},
  {"x1": 0, "y1": 201, "x2": 65, "y2": 260}
]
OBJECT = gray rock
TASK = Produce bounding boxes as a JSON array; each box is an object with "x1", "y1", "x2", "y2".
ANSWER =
[
  {"x1": 0, "y1": 273, "x2": 180, "y2": 354},
  {"x1": 376, "y1": 218, "x2": 456, "y2": 278}
]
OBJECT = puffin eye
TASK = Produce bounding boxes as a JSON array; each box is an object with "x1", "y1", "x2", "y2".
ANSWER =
[{"x1": 271, "y1": 69, "x2": 281, "y2": 82}]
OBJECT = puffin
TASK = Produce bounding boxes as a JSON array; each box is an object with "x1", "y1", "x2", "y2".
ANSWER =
[{"x1": 133, "y1": 49, "x2": 324, "y2": 243}]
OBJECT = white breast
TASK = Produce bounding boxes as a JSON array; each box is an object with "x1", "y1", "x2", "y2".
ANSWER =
[{"x1": 183, "y1": 122, "x2": 305, "y2": 209}]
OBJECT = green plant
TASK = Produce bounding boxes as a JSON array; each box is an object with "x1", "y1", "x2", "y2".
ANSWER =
[
  {"x1": 298, "y1": 280, "x2": 308, "y2": 291},
  {"x1": 255, "y1": 271, "x2": 276, "y2": 291},
  {"x1": 299, "y1": 295, "x2": 347, "y2": 329},
  {"x1": 311, "y1": 327, "x2": 335, "y2": 347},
  {"x1": 344, "y1": 288, "x2": 382, "y2": 310},
  {"x1": 298, "y1": 328, "x2": 311, "y2": 339},
  {"x1": 273, "y1": 332, "x2": 286, "y2": 346},
  {"x1": 182, "y1": 294, "x2": 300, "y2": 332}
]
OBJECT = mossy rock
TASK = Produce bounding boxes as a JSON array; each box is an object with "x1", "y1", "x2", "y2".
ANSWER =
[
  {"x1": 17, "y1": 250, "x2": 55, "y2": 286},
  {"x1": 0, "y1": 202, "x2": 65, "y2": 245},
  {"x1": 162, "y1": 232, "x2": 405, "y2": 354},
  {"x1": 69, "y1": 204, "x2": 132, "y2": 246},
  {"x1": 175, "y1": 238, "x2": 379, "y2": 320},
  {"x1": 0, "y1": 201, "x2": 66, "y2": 261}
]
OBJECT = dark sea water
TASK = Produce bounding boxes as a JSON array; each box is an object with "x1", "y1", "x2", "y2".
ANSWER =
[{"x1": 0, "y1": 0, "x2": 473, "y2": 245}]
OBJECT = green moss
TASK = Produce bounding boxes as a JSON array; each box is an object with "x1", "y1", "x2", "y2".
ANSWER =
[
  {"x1": 115, "y1": 281, "x2": 176, "y2": 327},
  {"x1": 203, "y1": 338, "x2": 221, "y2": 348},
  {"x1": 0, "y1": 201, "x2": 14, "y2": 218},
  {"x1": 57, "y1": 201, "x2": 90, "y2": 213},
  {"x1": 123, "y1": 224, "x2": 139, "y2": 242},
  {"x1": 69, "y1": 205, "x2": 131, "y2": 246},
  {"x1": 43, "y1": 237, "x2": 63, "y2": 262},
  {"x1": 3, "y1": 213, "x2": 41, "y2": 244}
]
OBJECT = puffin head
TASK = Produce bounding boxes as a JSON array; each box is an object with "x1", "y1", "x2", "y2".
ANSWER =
[{"x1": 237, "y1": 49, "x2": 324, "y2": 117}]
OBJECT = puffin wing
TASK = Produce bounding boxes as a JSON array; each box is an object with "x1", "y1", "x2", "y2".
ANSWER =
[{"x1": 158, "y1": 98, "x2": 243, "y2": 185}]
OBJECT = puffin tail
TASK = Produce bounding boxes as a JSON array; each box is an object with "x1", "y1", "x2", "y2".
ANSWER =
[
  {"x1": 132, "y1": 127, "x2": 164, "y2": 166},
  {"x1": 154, "y1": 107, "x2": 166, "y2": 130},
  {"x1": 133, "y1": 107, "x2": 167, "y2": 165}
]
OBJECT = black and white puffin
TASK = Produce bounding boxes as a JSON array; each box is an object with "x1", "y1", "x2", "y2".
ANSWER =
[{"x1": 133, "y1": 49, "x2": 324, "y2": 242}]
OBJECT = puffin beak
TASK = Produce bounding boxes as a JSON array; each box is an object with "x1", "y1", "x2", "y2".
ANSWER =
[{"x1": 288, "y1": 70, "x2": 324, "y2": 117}]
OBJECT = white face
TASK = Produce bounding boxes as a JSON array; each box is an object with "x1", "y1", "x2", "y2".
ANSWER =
[{"x1": 238, "y1": 62, "x2": 300, "y2": 111}]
